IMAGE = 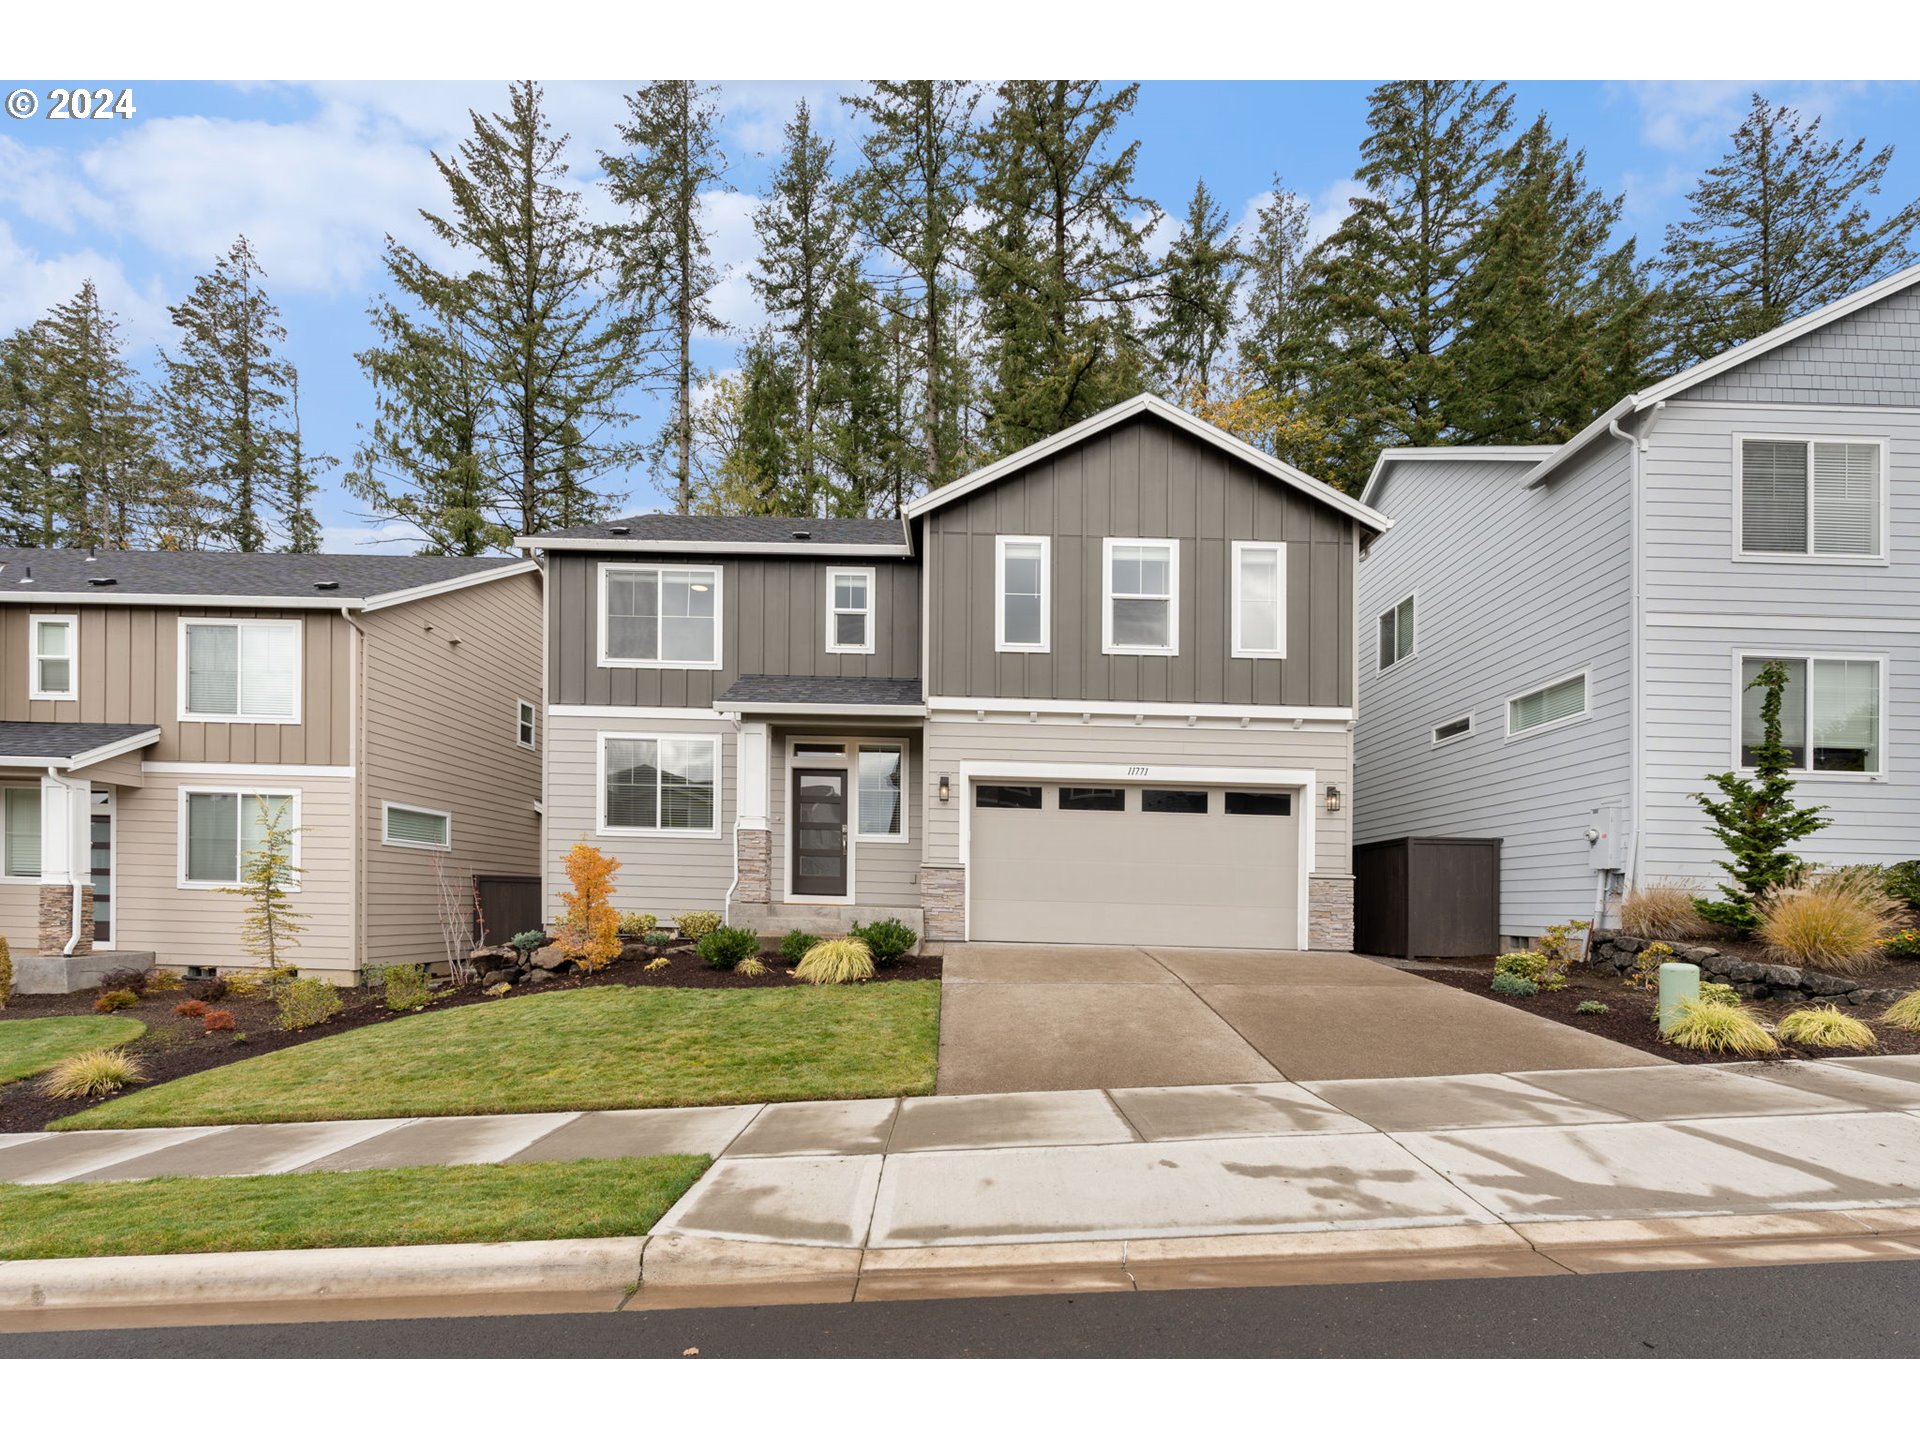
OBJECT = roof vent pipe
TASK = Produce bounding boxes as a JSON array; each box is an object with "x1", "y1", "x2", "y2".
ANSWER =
[{"x1": 18, "y1": 565, "x2": 30, "y2": 585}]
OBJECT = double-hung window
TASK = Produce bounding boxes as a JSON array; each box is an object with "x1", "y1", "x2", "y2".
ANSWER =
[
  {"x1": 1232, "y1": 542, "x2": 1286, "y2": 658},
  {"x1": 1103, "y1": 539, "x2": 1178, "y2": 655},
  {"x1": 181, "y1": 790, "x2": 297, "y2": 886},
  {"x1": 3, "y1": 788, "x2": 41, "y2": 878},
  {"x1": 1507, "y1": 672, "x2": 1587, "y2": 737},
  {"x1": 600, "y1": 735, "x2": 720, "y2": 835},
  {"x1": 1738, "y1": 654, "x2": 1883, "y2": 774},
  {"x1": 856, "y1": 742, "x2": 905, "y2": 840},
  {"x1": 30, "y1": 615, "x2": 77, "y2": 701},
  {"x1": 1378, "y1": 595, "x2": 1415, "y2": 671},
  {"x1": 600, "y1": 565, "x2": 722, "y2": 668},
  {"x1": 1739, "y1": 437, "x2": 1885, "y2": 560},
  {"x1": 181, "y1": 619, "x2": 300, "y2": 722},
  {"x1": 825, "y1": 568, "x2": 875, "y2": 654},
  {"x1": 995, "y1": 536, "x2": 1050, "y2": 652}
]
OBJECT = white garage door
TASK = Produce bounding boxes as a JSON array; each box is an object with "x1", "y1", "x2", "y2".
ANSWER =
[{"x1": 968, "y1": 782, "x2": 1302, "y2": 948}]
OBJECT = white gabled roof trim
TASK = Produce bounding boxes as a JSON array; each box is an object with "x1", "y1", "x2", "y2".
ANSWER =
[
  {"x1": 1359, "y1": 446, "x2": 1558, "y2": 508},
  {"x1": 357, "y1": 559, "x2": 540, "y2": 611},
  {"x1": 903, "y1": 393, "x2": 1391, "y2": 534}
]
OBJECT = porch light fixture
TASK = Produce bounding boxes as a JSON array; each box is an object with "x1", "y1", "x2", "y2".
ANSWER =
[
  {"x1": 938, "y1": 774, "x2": 951, "y2": 803},
  {"x1": 1324, "y1": 784, "x2": 1342, "y2": 814}
]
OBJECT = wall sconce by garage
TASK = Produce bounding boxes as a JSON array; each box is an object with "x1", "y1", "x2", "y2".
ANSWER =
[
  {"x1": 938, "y1": 774, "x2": 951, "y2": 803},
  {"x1": 1324, "y1": 784, "x2": 1343, "y2": 815}
]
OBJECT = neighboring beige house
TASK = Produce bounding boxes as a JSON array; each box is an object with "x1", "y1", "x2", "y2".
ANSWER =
[
  {"x1": 519, "y1": 394, "x2": 1388, "y2": 952},
  {"x1": 0, "y1": 548, "x2": 542, "y2": 988}
]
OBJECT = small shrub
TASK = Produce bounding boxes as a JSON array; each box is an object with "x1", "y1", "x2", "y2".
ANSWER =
[
  {"x1": 1490, "y1": 971, "x2": 1538, "y2": 998},
  {"x1": 1880, "y1": 989, "x2": 1920, "y2": 1033},
  {"x1": 642, "y1": 929, "x2": 673, "y2": 948},
  {"x1": 1776, "y1": 1005, "x2": 1877, "y2": 1051},
  {"x1": 1534, "y1": 920, "x2": 1589, "y2": 989},
  {"x1": 1756, "y1": 871, "x2": 1903, "y2": 975},
  {"x1": 796, "y1": 938, "x2": 875, "y2": 986},
  {"x1": 1885, "y1": 927, "x2": 1920, "y2": 957},
  {"x1": 483, "y1": 982, "x2": 512, "y2": 997},
  {"x1": 1620, "y1": 882, "x2": 1713, "y2": 940},
  {"x1": 508, "y1": 929, "x2": 547, "y2": 956},
  {"x1": 0, "y1": 935, "x2": 11, "y2": 1009},
  {"x1": 736, "y1": 956, "x2": 770, "y2": 978},
  {"x1": 174, "y1": 999, "x2": 209, "y2": 1018},
  {"x1": 144, "y1": 970, "x2": 184, "y2": 993},
  {"x1": 1494, "y1": 951, "x2": 1547, "y2": 984},
  {"x1": 189, "y1": 977, "x2": 230, "y2": 1003},
  {"x1": 202, "y1": 1009, "x2": 236, "y2": 1033},
  {"x1": 381, "y1": 964, "x2": 431, "y2": 1013},
  {"x1": 1666, "y1": 998, "x2": 1778, "y2": 1057},
  {"x1": 618, "y1": 911, "x2": 658, "y2": 937},
  {"x1": 852, "y1": 918, "x2": 917, "y2": 965},
  {"x1": 41, "y1": 1047, "x2": 146, "y2": 1100},
  {"x1": 1576, "y1": 1000, "x2": 1610, "y2": 1015},
  {"x1": 1625, "y1": 940, "x2": 1677, "y2": 991},
  {"x1": 97, "y1": 967, "x2": 150, "y2": 996},
  {"x1": 1699, "y1": 980, "x2": 1740, "y2": 1006},
  {"x1": 780, "y1": 929, "x2": 822, "y2": 965},
  {"x1": 675, "y1": 911, "x2": 721, "y2": 943},
  {"x1": 223, "y1": 971, "x2": 270, "y2": 998},
  {"x1": 642, "y1": 956, "x2": 671, "y2": 972},
  {"x1": 697, "y1": 925, "x2": 760, "y2": 970},
  {"x1": 274, "y1": 977, "x2": 342, "y2": 1032},
  {"x1": 93, "y1": 989, "x2": 139, "y2": 1014}
]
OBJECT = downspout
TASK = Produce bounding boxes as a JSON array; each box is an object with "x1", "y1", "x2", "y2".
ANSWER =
[
  {"x1": 55, "y1": 766, "x2": 83, "y2": 956},
  {"x1": 339, "y1": 606, "x2": 369, "y2": 978},
  {"x1": 1608, "y1": 402, "x2": 1662, "y2": 919},
  {"x1": 722, "y1": 716, "x2": 743, "y2": 925}
]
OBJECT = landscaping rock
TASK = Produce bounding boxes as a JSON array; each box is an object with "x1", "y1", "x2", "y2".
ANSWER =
[
  {"x1": 1806, "y1": 971, "x2": 1853, "y2": 996},
  {"x1": 468, "y1": 944, "x2": 516, "y2": 964},
  {"x1": 530, "y1": 946, "x2": 568, "y2": 971},
  {"x1": 1723, "y1": 959, "x2": 1759, "y2": 982},
  {"x1": 481, "y1": 969, "x2": 514, "y2": 988},
  {"x1": 618, "y1": 940, "x2": 653, "y2": 963},
  {"x1": 525, "y1": 968, "x2": 556, "y2": 984}
]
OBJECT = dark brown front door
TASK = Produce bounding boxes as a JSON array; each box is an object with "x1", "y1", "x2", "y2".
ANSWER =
[{"x1": 792, "y1": 768, "x2": 849, "y2": 897}]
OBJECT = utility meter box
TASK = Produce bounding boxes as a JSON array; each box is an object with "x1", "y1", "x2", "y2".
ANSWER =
[{"x1": 1587, "y1": 804, "x2": 1631, "y2": 872}]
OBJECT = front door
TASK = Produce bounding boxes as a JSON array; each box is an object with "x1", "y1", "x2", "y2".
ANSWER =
[
  {"x1": 791, "y1": 768, "x2": 849, "y2": 897},
  {"x1": 90, "y1": 789, "x2": 114, "y2": 945}
]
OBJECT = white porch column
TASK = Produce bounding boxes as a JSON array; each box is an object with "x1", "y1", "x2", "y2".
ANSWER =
[
  {"x1": 732, "y1": 722, "x2": 773, "y2": 908},
  {"x1": 36, "y1": 773, "x2": 93, "y2": 953},
  {"x1": 736, "y1": 721, "x2": 771, "y2": 831}
]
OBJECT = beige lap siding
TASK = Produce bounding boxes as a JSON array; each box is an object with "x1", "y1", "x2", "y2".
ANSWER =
[
  {"x1": 0, "y1": 881, "x2": 39, "y2": 955},
  {"x1": 542, "y1": 710, "x2": 736, "y2": 923},
  {"x1": 112, "y1": 771, "x2": 356, "y2": 983}
]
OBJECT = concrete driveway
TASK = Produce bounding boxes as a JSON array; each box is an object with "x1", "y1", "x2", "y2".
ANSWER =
[{"x1": 936, "y1": 945, "x2": 1661, "y2": 1094}]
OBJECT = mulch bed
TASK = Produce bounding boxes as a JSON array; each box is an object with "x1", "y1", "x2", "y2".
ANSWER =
[
  {"x1": 1408, "y1": 957, "x2": 1920, "y2": 1065},
  {"x1": 0, "y1": 944, "x2": 940, "y2": 1134}
]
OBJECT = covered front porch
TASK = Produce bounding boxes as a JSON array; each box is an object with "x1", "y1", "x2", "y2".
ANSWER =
[{"x1": 716, "y1": 674, "x2": 926, "y2": 937}]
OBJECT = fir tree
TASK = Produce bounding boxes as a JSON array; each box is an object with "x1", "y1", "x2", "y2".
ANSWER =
[
  {"x1": 1148, "y1": 178, "x2": 1242, "y2": 393},
  {"x1": 1236, "y1": 179, "x2": 1314, "y2": 400},
  {"x1": 723, "y1": 330, "x2": 806, "y2": 514},
  {"x1": 815, "y1": 264, "x2": 911, "y2": 516},
  {"x1": 1692, "y1": 660, "x2": 1830, "y2": 932},
  {"x1": 604, "y1": 80, "x2": 730, "y2": 514},
  {"x1": 0, "y1": 320, "x2": 59, "y2": 545},
  {"x1": 282, "y1": 374, "x2": 327, "y2": 553},
  {"x1": 222, "y1": 796, "x2": 305, "y2": 982},
  {"x1": 1661, "y1": 93, "x2": 1920, "y2": 367}
]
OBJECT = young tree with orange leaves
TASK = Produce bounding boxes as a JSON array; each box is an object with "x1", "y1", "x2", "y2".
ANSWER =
[{"x1": 552, "y1": 841, "x2": 621, "y2": 972}]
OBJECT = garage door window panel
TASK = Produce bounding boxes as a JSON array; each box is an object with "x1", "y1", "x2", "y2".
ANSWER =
[
  {"x1": 1103, "y1": 539, "x2": 1178, "y2": 655},
  {"x1": 1059, "y1": 786, "x2": 1125, "y2": 812},
  {"x1": 1141, "y1": 789, "x2": 1207, "y2": 814},
  {"x1": 975, "y1": 784, "x2": 1043, "y2": 809},
  {"x1": 1225, "y1": 791, "x2": 1291, "y2": 816}
]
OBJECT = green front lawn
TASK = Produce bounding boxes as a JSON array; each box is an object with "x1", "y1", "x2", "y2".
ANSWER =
[
  {"x1": 0, "y1": 1156, "x2": 709, "y2": 1260},
  {"x1": 0, "y1": 1015, "x2": 147, "y2": 1084},
  {"x1": 55, "y1": 981, "x2": 940, "y2": 1130}
]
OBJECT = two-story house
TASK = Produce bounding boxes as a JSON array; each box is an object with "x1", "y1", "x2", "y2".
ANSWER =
[
  {"x1": 1355, "y1": 262, "x2": 1920, "y2": 946},
  {"x1": 0, "y1": 549, "x2": 543, "y2": 989},
  {"x1": 520, "y1": 394, "x2": 1388, "y2": 951}
]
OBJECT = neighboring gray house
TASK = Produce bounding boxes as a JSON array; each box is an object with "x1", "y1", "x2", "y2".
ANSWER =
[
  {"x1": 519, "y1": 394, "x2": 1388, "y2": 950},
  {"x1": 1356, "y1": 263, "x2": 1920, "y2": 945}
]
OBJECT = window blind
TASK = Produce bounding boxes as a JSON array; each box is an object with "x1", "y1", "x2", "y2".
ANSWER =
[
  {"x1": 1510, "y1": 675, "x2": 1585, "y2": 733},
  {"x1": 240, "y1": 626, "x2": 298, "y2": 717},
  {"x1": 385, "y1": 805, "x2": 449, "y2": 847},
  {"x1": 1001, "y1": 542, "x2": 1043, "y2": 645},
  {"x1": 186, "y1": 624, "x2": 241, "y2": 715},
  {"x1": 1812, "y1": 442, "x2": 1879, "y2": 555},
  {"x1": 1811, "y1": 657, "x2": 1880, "y2": 771},
  {"x1": 1237, "y1": 547, "x2": 1282, "y2": 652},
  {"x1": 4, "y1": 788, "x2": 41, "y2": 878},
  {"x1": 1741, "y1": 440, "x2": 1809, "y2": 552}
]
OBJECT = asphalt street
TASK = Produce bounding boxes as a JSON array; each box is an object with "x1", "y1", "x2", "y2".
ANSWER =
[{"x1": 2, "y1": 1260, "x2": 1915, "y2": 1358}]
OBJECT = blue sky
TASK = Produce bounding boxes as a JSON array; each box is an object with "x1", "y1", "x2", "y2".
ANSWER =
[{"x1": 3, "y1": 78, "x2": 1916, "y2": 549}]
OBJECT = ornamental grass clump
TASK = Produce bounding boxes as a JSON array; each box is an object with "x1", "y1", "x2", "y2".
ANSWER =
[
  {"x1": 736, "y1": 957, "x2": 770, "y2": 978},
  {"x1": 1620, "y1": 882, "x2": 1712, "y2": 940},
  {"x1": 1882, "y1": 989, "x2": 1920, "y2": 1034},
  {"x1": 1776, "y1": 1005, "x2": 1877, "y2": 1051},
  {"x1": 1756, "y1": 869, "x2": 1904, "y2": 976},
  {"x1": 795, "y1": 938, "x2": 874, "y2": 986},
  {"x1": 41, "y1": 1047, "x2": 146, "y2": 1100},
  {"x1": 1665, "y1": 999, "x2": 1778, "y2": 1057}
]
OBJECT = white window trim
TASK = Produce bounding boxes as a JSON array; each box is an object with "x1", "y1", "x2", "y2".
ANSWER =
[
  {"x1": 1729, "y1": 649, "x2": 1889, "y2": 780},
  {"x1": 382, "y1": 800, "x2": 453, "y2": 852},
  {"x1": 28, "y1": 614, "x2": 78, "y2": 702},
  {"x1": 824, "y1": 566, "x2": 877, "y2": 656},
  {"x1": 176, "y1": 786, "x2": 303, "y2": 891},
  {"x1": 1100, "y1": 537, "x2": 1180, "y2": 657},
  {"x1": 994, "y1": 535, "x2": 1052, "y2": 654},
  {"x1": 595, "y1": 731, "x2": 724, "y2": 839},
  {"x1": 176, "y1": 618, "x2": 303, "y2": 725},
  {"x1": 515, "y1": 698, "x2": 537, "y2": 751},
  {"x1": 596, "y1": 561, "x2": 725, "y2": 671},
  {"x1": 1377, "y1": 592, "x2": 1417, "y2": 673},
  {"x1": 1431, "y1": 714, "x2": 1475, "y2": 747},
  {"x1": 1230, "y1": 541, "x2": 1287, "y2": 659},
  {"x1": 1504, "y1": 668, "x2": 1591, "y2": 741},
  {"x1": 854, "y1": 739, "x2": 911, "y2": 845},
  {"x1": 1731, "y1": 433, "x2": 1889, "y2": 566},
  {"x1": 0, "y1": 784, "x2": 42, "y2": 882}
]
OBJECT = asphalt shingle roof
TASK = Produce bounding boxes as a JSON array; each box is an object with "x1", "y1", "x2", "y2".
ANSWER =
[
  {"x1": 0, "y1": 721, "x2": 160, "y2": 763},
  {"x1": 0, "y1": 548, "x2": 524, "y2": 603},
  {"x1": 715, "y1": 675, "x2": 924, "y2": 709},
  {"x1": 522, "y1": 514, "x2": 908, "y2": 548}
]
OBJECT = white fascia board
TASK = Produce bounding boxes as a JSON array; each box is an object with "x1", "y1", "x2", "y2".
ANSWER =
[
  {"x1": 513, "y1": 537, "x2": 912, "y2": 557},
  {"x1": 0, "y1": 591, "x2": 362, "y2": 609},
  {"x1": 359, "y1": 560, "x2": 540, "y2": 610},
  {"x1": 904, "y1": 393, "x2": 1392, "y2": 535},
  {"x1": 713, "y1": 700, "x2": 927, "y2": 718},
  {"x1": 1360, "y1": 447, "x2": 1558, "y2": 508},
  {"x1": 928, "y1": 696, "x2": 1354, "y2": 723}
]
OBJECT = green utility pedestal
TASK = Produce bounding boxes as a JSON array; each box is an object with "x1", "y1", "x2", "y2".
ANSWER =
[{"x1": 1658, "y1": 961, "x2": 1700, "y2": 1034}]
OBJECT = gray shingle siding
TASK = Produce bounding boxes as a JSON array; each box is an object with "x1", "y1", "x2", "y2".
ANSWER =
[{"x1": 1685, "y1": 285, "x2": 1920, "y2": 408}]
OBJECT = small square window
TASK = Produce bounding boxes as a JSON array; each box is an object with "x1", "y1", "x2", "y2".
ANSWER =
[
  {"x1": 825, "y1": 568, "x2": 875, "y2": 654},
  {"x1": 30, "y1": 616, "x2": 77, "y2": 701},
  {"x1": 516, "y1": 700, "x2": 537, "y2": 750}
]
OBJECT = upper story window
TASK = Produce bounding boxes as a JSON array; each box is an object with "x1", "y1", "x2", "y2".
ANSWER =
[
  {"x1": 1507, "y1": 671, "x2": 1587, "y2": 738},
  {"x1": 1102, "y1": 539, "x2": 1178, "y2": 656},
  {"x1": 1739, "y1": 654, "x2": 1883, "y2": 775},
  {"x1": 600, "y1": 564, "x2": 722, "y2": 669},
  {"x1": 825, "y1": 567, "x2": 875, "y2": 655},
  {"x1": 516, "y1": 699, "x2": 537, "y2": 750},
  {"x1": 1377, "y1": 595, "x2": 1415, "y2": 671},
  {"x1": 180, "y1": 619, "x2": 301, "y2": 723},
  {"x1": 995, "y1": 536, "x2": 1050, "y2": 653},
  {"x1": 29, "y1": 615, "x2": 77, "y2": 701},
  {"x1": 1739, "y1": 437, "x2": 1885, "y2": 561},
  {"x1": 1231, "y1": 542, "x2": 1286, "y2": 658}
]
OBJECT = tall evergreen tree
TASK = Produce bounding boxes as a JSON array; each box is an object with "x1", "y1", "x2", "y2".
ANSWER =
[
  {"x1": 281, "y1": 375, "x2": 326, "y2": 553},
  {"x1": 604, "y1": 80, "x2": 730, "y2": 514},
  {"x1": 969, "y1": 80, "x2": 1154, "y2": 457},
  {"x1": 1301, "y1": 80, "x2": 1516, "y2": 491},
  {"x1": 1236, "y1": 179, "x2": 1315, "y2": 400},
  {"x1": 1660, "y1": 93, "x2": 1920, "y2": 367},
  {"x1": 845, "y1": 79, "x2": 979, "y2": 490},
  {"x1": 0, "y1": 319, "x2": 60, "y2": 545},
  {"x1": 398, "y1": 80, "x2": 640, "y2": 538},
  {"x1": 815, "y1": 264, "x2": 912, "y2": 516},
  {"x1": 1148, "y1": 179, "x2": 1242, "y2": 394}
]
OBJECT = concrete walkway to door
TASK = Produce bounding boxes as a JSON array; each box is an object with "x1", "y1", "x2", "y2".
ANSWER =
[{"x1": 936, "y1": 945, "x2": 1662, "y2": 1095}]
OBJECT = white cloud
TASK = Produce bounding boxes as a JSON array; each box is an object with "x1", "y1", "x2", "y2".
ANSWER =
[
  {"x1": 317, "y1": 518, "x2": 433, "y2": 554},
  {"x1": 1622, "y1": 80, "x2": 1865, "y2": 154},
  {"x1": 701, "y1": 188, "x2": 766, "y2": 334},
  {"x1": 0, "y1": 220, "x2": 173, "y2": 345},
  {"x1": 1306, "y1": 178, "x2": 1369, "y2": 246}
]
